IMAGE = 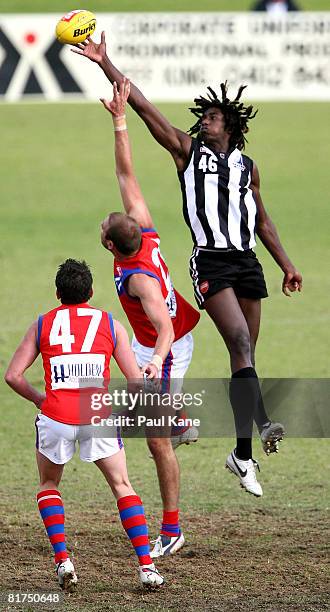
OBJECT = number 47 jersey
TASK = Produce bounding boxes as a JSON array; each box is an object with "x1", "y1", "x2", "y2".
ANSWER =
[
  {"x1": 38, "y1": 304, "x2": 116, "y2": 424},
  {"x1": 114, "y1": 228, "x2": 200, "y2": 347}
]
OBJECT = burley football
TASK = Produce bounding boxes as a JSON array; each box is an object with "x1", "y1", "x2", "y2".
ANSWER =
[{"x1": 55, "y1": 9, "x2": 96, "y2": 44}]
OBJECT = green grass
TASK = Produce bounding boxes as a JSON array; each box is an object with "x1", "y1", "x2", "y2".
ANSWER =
[
  {"x1": 1, "y1": 102, "x2": 329, "y2": 378},
  {"x1": 0, "y1": 0, "x2": 329, "y2": 13},
  {"x1": 0, "y1": 98, "x2": 329, "y2": 609},
  {"x1": 1, "y1": 400, "x2": 329, "y2": 515}
]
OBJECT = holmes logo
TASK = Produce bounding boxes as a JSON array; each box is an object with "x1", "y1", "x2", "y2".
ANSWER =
[{"x1": 74, "y1": 23, "x2": 96, "y2": 37}]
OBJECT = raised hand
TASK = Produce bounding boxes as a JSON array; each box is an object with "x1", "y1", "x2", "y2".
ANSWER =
[
  {"x1": 71, "y1": 30, "x2": 106, "y2": 64},
  {"x1": 100, "y1": 77, "x2": 130, "y2": 117}
]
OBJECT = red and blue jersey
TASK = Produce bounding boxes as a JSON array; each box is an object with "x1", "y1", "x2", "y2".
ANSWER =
[
  {"x1": 114, "y1": 228, "x2": 200, "y2": 347},
  {"x1": 37, "y1": 303, "x2": 116, "y2": 425}
]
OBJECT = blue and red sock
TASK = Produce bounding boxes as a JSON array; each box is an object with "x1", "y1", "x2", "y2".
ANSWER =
[
  {"x1": 161, "y1": 509, "x2": 180, "y2": 538},
  {"x1": 117, "y1": 495, "x2": 152, "y2": 566},
  {"x1": 37, "y1": 489, "x2": 68, "y2": 565}
]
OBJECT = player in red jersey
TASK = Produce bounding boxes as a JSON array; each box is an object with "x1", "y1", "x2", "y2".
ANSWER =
[
  {"x1": 5, "y1": 259, "x2": 164, "y2": 590},
  {"x1": 98, "y1": 79, "x2": 200, "y2": 557}
]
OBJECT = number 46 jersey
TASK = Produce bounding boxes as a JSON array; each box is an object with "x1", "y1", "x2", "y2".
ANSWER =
[
  {"x1": 37, "y1": 304, "x2": 116, "y2": 424},
  {"x1": 114, "y1": 228, "x2": 200, "y2": 348}
]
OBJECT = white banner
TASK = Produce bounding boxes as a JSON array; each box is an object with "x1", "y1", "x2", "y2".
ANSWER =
[{"x1": 0, "y1": 12, "x2": 330, "y2": 101}]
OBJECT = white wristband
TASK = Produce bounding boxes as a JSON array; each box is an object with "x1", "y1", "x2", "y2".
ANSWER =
[
  {"x1": 150, "y1": 354, "x2": 163, "y2": 370},
  {"x1": 113, "y1": 114, "x2": 127, "y2": 131}
]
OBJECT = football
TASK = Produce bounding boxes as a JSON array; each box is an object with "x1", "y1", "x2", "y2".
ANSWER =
[{"x1": 55, "y1": 9, "x2": 96, "y2": 44}]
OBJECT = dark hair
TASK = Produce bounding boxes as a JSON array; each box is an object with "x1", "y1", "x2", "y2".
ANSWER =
[
  {"x1": 188, "y1": 81, "x2": 258, "y2": 150},
  {"x1": 55, "y1": 259, "x2": 92, "y2": 304},
  {"x1": 105, "y1": 212, "x2": 141, "y2": 255}
]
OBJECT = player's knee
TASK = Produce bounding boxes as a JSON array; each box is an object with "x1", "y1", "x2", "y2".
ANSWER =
[
  {"x1": 147, "y1": 437, "x2": 172, "y2": 458},
  {"x1": 229, "y1": 330, "x2": 251, "y2": 358},
  {"x1": 110, "y1": 473, "x2": 131, "y2": 496}
]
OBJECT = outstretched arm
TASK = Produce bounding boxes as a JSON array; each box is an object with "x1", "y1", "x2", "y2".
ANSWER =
[
  {"x1": 252, "y1": 163, "x2": 302, "y2": 297},
  {"x1": 4, "y1": 322, "x2": 45, "y2": 408},
  {"x1": 100, "y1": 78, "x2": 153, "y2": 228},
  {"x1": 72, "y1": 32, "x2": 192, "y2": 170},
  {"x1": 128, "y1": 274, "x2": 175, "y2": 379}
]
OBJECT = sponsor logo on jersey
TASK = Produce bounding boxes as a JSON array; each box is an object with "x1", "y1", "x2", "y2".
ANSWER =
[
  {"x1": 50, "y1": 353, "x2": 105, "y2": 390},
  {"x1": 232, "y1": 157, "x2": 246, "y2": 171}
]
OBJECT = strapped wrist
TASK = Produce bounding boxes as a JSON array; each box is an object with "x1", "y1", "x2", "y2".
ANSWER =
[
  {"x1": 112, "y1": 114, "x2": 127, "y2": 132},
  {"x1": 150, "y1": 354, "x2": 163, "y2": 370}
]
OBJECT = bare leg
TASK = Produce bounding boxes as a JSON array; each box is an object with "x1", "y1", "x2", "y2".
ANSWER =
[
  {"x1": 96, "y1": 448, "x2": 158, "y2": 572},
  {"x1": 237, "y1": 297, "x2": 261, "y2": 368},
  {"x1": 94, "y1": 448, "x2": 135, "y2": 499},
  {"x1": 132, "y1": 347, "x2": 181, "y2": 513},
  {"x1": 204, "y1": 288, "x2": 252, "y2": 373},
  {"x1": 147, "y1": 438, "x2": 180, "y2": 511},
  {"x1": 36, "y1": 449, "x2": 64, "y2": 490}
]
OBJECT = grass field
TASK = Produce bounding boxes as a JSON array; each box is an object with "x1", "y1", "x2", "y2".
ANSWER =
[
  {"x1": 0, "y1": 95, "x2": 329, "y2": 611},
  {"x1": 0, "y1": 431, "x2": 329, "y2": 611},
  {"x1": 0, "y1": 1, "x2": 329, "y2": 13},
  {"x1": 1, "y1": 101, "x2": 329, "y2": 377}
]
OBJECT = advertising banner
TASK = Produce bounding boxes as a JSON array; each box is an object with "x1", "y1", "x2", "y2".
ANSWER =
[{"x1": 0, "y1": 12, "x2": 330, "y2": 101}]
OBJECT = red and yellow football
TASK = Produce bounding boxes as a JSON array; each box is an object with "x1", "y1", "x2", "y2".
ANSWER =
[{"x1": 56, "y1": 9, "x2": 96, "y2": 44}]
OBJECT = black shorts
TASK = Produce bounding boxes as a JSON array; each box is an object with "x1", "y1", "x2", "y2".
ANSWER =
[{"x1": 189, "y1": 247, "x2": 268, "y2": 310}]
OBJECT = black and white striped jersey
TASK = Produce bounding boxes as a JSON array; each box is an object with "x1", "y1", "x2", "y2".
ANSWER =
[{"x1": 178, "y1": 138, "x2": 257, "y2": 251}]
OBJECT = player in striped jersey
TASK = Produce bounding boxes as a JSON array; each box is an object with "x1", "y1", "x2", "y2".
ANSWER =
[
  {"x1": 74, "y1": 34, "x2": 303, "y2": 497},
  {"x1": 5, "y1": 259, "x2": 164, "y2": 590}
]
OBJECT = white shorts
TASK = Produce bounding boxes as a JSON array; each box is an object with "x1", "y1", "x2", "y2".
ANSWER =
[
  {"x1": 131, "y1": 332, "x2": 194, "y2": 394},
  {"x1": 35, "y1": 414, "x2": 123, "y2": 465}
]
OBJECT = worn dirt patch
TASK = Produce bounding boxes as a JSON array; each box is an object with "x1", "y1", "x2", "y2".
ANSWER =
[{"x1": 0, "y1": 509, "x2": 328, "y2": 611}]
